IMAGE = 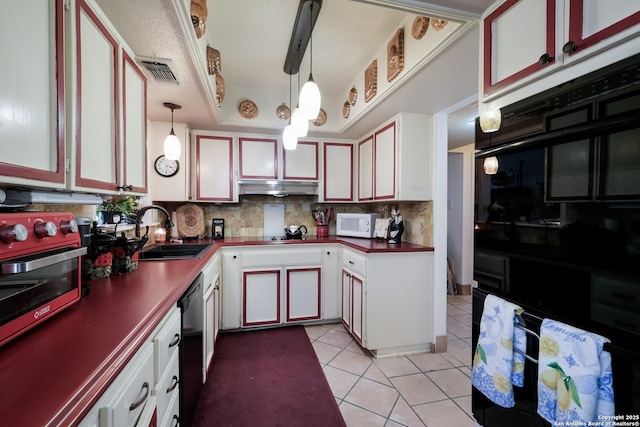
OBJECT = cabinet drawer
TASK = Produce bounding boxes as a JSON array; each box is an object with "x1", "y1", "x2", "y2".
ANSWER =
[
  {"x1": 590, "y1": 302, "x2": 640, "y2": 335},
  {"x1": 153, "y1": 351, "x2": 179, "y2": 425},
  {"x1": 160, "y1": 390, "x2": 180, "y2": 427},
  {"x1": 153, "y1": 308, "x2": 181, "y2": 382},
  {"x1": 242, "y1": 248, "x2": 322, "y2": 268},
  {"x1": 98, "y1": 342, "x2": 154, "y2": 427},
  {"x1": 591, "y1": 274, "x2": 640, "y2": 311},
  {"x1": 342, "y1": 248, "x2": 366, "y2": 277}
]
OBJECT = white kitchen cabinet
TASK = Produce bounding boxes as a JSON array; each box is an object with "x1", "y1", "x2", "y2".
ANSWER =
[
  {"x1": 357, "y1": 113, "x2": 432, "y2": 202},
  {"x1": 238, "y1": 137, "x2": 278, "y2": 179},
  {"x1": 482, "y1": 0, "x2": 640, "y2": 100},
  {"x1": 222, "y1": 246, "x2": 333, "y2": 329},
  {"x1": 286, "y1": 267, "x2": 322, "y2": 322},
  {"x1": 0, "y1": 0, "x2": 66, "y2": 188},
  {"x1": 202, "y1": 251, "x2": 222, "y2": 380},
  {"x1": 80, "y1": 308, "x2": 180, "y2": 427},
  {"x1": 321, "y1": 142, "x2": 354, "y2": 202},
  {"x1": 97, "y1": 342, "x2": 155, "y2": 427},
  {"x1": 340, "y1": 247, "x2": 433, "y2": 356},
  {"x1": 243, "y1": 269, "x2": 281, "y2": 327},
  {"x1": 341, "y1": 248, "x2": 367, "y2": 345},
  {"x1": 194, "y1": 134, "x2": 237, "y2": 202},
  {"x1": 322, "y1": 246, "x2": 341, "y2": 320},
  {"x1": 221, "y1": 250, "x2": 241, "y2": 329},
  {"x1": 283, "y1": 140, "x2": 318, "y2": 181},
  {"x1": 71, "y1": 0, "x2": 147, "y2": 195}
]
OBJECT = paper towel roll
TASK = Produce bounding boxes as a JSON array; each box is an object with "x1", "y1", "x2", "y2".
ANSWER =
[{"x1": 170, "y1": 211, "x2": 180, "y2": 238}]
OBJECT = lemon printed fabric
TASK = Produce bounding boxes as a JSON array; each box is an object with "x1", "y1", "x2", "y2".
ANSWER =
[
  {"x1": 471, "y1": 294, "x2": 526, "y2": 408},
  {"x1": 537, "y1": 319, "x2": 614, "y2": 423}
]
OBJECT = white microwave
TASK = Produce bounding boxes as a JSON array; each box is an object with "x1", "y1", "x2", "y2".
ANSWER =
[{"x1": 336, "y1": 213, "x2": 381, "y2": 238}]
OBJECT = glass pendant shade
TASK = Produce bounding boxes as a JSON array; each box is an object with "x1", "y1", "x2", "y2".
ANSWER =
[
  {"x1": 164, "y1": 129, "x2": 181, "y2": 160},
  {"x1": 483, "y1": 156, "x2": 499, "y2": 175},
  {"x1": 291, "y1": 106, "x2": 308, "y2": 137},
  {"x1": 479, "y1": 107, "x2": 502, "y2": 133},
  {"x1": 299, "y1": 75, "x2": 321, "y2": 119},
  {"x1": 283, "y1": 124, "x2": 298, "y2": 150}
]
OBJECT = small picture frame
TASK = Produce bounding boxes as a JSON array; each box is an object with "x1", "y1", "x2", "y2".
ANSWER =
[
  {"x1": 387, "y1": 28, "x2": 404, "y2": 82},
  {"x1": 364, "y1": 60, "x2": 377, "y2": 103}
]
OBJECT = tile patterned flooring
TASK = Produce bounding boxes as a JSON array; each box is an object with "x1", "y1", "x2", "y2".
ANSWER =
[{"x1": 304, "y1": 294, "x2": 477, "y2": 427}]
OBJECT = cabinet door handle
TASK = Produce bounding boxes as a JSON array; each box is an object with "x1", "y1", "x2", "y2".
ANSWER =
[
  {"x1": 117, "y1": 184, "x2": 133, "y2": 191},
  {"x1": 214, "y1": 285, "x2": 220, "y2": 290},
  {"x1": 612, "y1": 292, "x2": 636, "y2": 301},
  {"x1": 562, "y1": 41, "x2": 577, "y2": 54},
  {"x1": 167, "y1": 375, "x2": 179, "y2": 393},
  {"x1": 538, "y1": 53, "x2": 553, "y2": 64},
  {"x1": 169, "y1": 333, "x2": 181, "y2": 348},
  {"x1": 348, "y1": 260, "x2": 354, "y2": 265},
  {"x1": 129, "y1": 381, "x2": 149, "y2": 411},
  {"x1": 171, "y1": 414, "x2": 179, "y2": 427}
]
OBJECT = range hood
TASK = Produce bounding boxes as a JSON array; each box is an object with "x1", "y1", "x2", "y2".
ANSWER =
[
  {"x1": 6, "y1": 189, "x2": 104, "y2": 205},
  {"x1": 238, "y1": 180, "x2": 318, "y2": 197}
]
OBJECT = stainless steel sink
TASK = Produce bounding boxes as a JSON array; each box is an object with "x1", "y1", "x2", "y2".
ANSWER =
[{"x1": 138, "y1": 243, "x2": 212, "y2": 261}]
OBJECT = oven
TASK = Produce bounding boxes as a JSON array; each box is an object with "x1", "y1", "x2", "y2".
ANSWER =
[{"x1": 0, "y1": 212, "x2": 85, "y2": 347}]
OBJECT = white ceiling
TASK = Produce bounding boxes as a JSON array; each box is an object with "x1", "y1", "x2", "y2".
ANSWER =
[{"x1": 95, "y1": 0, "x2": 495, "y2": 149}]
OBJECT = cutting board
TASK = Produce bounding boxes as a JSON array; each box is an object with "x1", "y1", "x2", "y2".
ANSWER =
[{"x1": 176, "y1": 204, "x2": 205, "y2": 238}]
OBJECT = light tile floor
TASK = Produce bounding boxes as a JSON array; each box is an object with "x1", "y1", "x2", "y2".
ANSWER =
[{"x1": 304, "y1": 294, "x2": 477, "y2": 427}]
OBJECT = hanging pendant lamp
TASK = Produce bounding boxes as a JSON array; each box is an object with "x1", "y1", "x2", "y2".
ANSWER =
[
  {"x1": 163, "y1": 102, "x2": 182, "y2": 160},
  {"x1": 283, "y1": 73, "x2": 298, "y2": 150},
  {"x1": 292, "y1": 70, "x2": 308, "y2": 137},
  {"x1": 299, "y1": 1, "x2": 321, "y2": 119}
]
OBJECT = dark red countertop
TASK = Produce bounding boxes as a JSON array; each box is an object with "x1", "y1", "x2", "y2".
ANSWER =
[{"x1": 0, "y1": 237, "x2": 432, "y2": 426}]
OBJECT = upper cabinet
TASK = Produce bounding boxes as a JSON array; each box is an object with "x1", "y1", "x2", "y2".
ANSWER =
[
  {"x1": 283, "y1": 141, "x2": 318, "y2": 181},
  {"x1": 321, "y1": 142, "x2": 354, "y2": 203},
  {"x1": 238, "y1": 137, "x2": 278, "y2": 180},
  {"x1": 482, "y1": 0, "x2": 640, "y2": 100},
  {"x1": 357, "y1": 113, "x2": 432, "y2": 202},
  {"x1": 0, "y1": 0, "x2": 66, "y2": 188},
  {"x1": 71, "y1": 0, "x2": 147, "y2": 195},
  {"x1": 195, "y1": 134, "x2": 237, "y2": 202}
]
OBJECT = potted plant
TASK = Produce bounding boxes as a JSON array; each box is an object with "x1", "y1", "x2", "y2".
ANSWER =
[{"x1": 97, "y1": 195, "x2": 140, "y2": 224}]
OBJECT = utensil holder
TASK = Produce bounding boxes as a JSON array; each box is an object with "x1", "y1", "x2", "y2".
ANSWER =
[{"x1": 317, "y1": 225, "x2": 328, "y2": 238}]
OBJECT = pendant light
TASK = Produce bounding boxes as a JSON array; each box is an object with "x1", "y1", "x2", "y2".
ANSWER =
[
  {"x1": 299, "y1": 1, "x2": 321, "y2": 120},
  {"x1": 479, "y1": 105, "x2": 501, "y2": 174},
  {"x1": 483, "y1": 133, "x2": 499, "y2": 175},
  {"x1": 163, "y1": 102, "x2": 181, "y2": 160},
  {"x1": 292, "y1": 67, "x2": 308, "y2": 137},
  {"x1": 283, "y1": 73, "x2": 298, "y2": 150}
]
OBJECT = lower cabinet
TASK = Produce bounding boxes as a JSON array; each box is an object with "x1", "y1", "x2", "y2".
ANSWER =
[
  {"x1": 340, "y1": 247, "x2": 433, "y2": 356},
  {"x1": 202, "y1": 252, "x2": 222, "y2": 381},
  {"x1": 80, "y1": 308, "x2": 180, "y2": 427},
  {"x1": 221, "y1": 246, "x2": 334, "y2": 329}
]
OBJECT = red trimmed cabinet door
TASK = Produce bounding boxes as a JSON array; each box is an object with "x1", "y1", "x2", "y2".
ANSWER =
[
  {"x1": 482, "y1": 0, "x2": 559, "y2": 97},
  {"x1": 286, "y1": 267, "x2": 322, "y2": 323}
]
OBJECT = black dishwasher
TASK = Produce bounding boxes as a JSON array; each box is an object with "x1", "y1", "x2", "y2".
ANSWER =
[{"x1": 178, "y1": 272, "x2": 203, "y2": 427}]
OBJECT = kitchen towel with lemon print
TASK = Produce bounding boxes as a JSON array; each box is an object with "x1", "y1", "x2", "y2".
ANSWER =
[
  {"x1": 537, "y1": 318, "x2": 614, "y2": 423},
  {"x1": 471, "y1": 294, "x2": 526, "y2": 407}
]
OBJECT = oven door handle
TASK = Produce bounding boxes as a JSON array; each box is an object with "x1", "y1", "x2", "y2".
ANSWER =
[{"x1": 1, "y1": 247, "x2": 87, "y2": 274}]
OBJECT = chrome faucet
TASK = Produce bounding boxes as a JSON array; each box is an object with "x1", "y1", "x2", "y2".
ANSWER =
[{"x1": 135, "y1": 205, "x2": 174, "y2": 238}]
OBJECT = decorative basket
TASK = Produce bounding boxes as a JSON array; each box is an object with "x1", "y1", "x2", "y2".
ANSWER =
[
  {"x1": 190, "y1": 0, "x2": 207, "y2": 38},
  {"x1": 207, "y1": 45, "x2": 221, "y2": 75}
]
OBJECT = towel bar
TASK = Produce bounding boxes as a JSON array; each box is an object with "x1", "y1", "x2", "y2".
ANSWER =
[{"x1": 513, "y1": 322, "x2": 540, "y2": 363}]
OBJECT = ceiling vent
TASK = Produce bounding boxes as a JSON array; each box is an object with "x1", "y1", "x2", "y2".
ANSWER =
[{"x1": 138, "y1": 57, "x2": 180, "y2": 85}]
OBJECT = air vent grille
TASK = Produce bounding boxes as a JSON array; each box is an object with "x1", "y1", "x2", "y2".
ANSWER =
[{"x1": 140, "y1": 60, "x2": 179, "y2": 85}]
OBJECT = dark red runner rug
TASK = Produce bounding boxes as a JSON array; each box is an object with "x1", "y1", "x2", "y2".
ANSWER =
[{"x1": 193, "y1": 325, "x2": 346, "y2": 427}]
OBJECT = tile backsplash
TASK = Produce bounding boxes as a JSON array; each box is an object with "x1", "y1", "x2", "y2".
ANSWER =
[
  {"x1": 162, "y1": 196, "x2": 433, "y2": 246},
  {"x1": 24, "y1": 197, "x2": 433, "y2": 247}
]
